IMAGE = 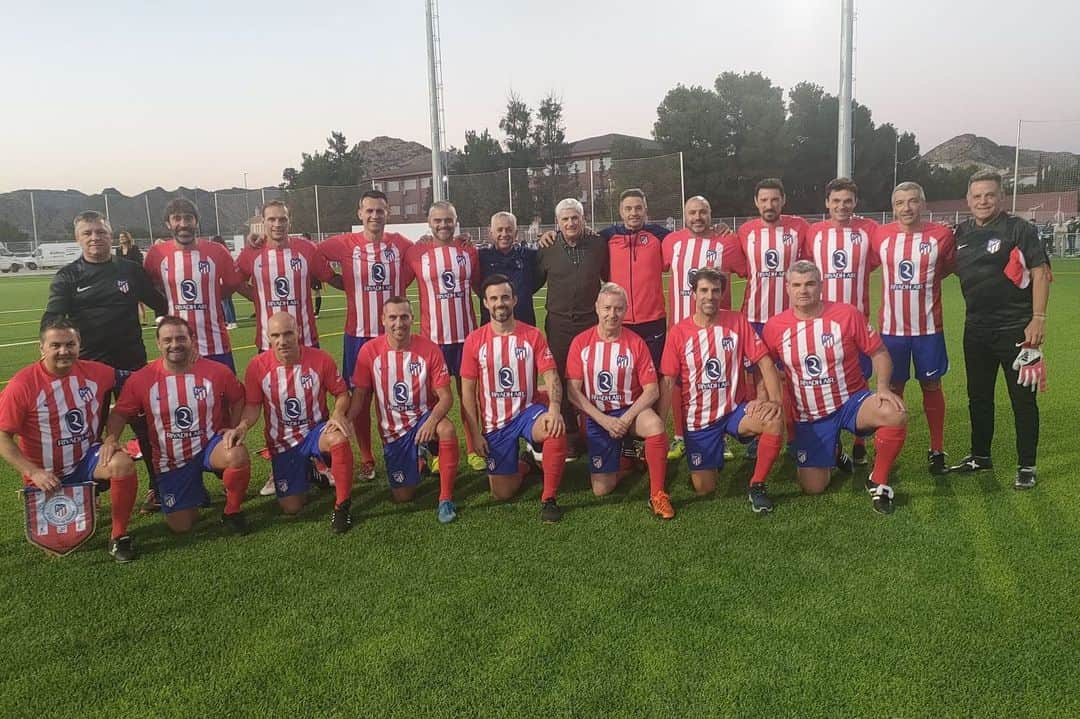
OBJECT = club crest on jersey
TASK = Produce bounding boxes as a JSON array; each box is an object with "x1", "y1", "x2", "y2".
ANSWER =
[
  {"x1": 514, "y1": 347, "x2": 528, "y2": 360},
  {"x1": 987, "y1": 239, "x2": 1001, "y2": 254},
  {"x1": 440, "y1": 270, "x2": 456, "y2": 291},
  {"x1": 393, "y1": 382, "x2": 410, "y2": 405},
  {"x1": 198, "y1": 260, "x2": 211, "y2": 274},
  {"x1": 821, "y1": 333, "x2": 835, "y2": 349},
  {"x1": 193, "y1": 386, "x2": 207, "y2": 400},
  {"x1": 78, "y1": 387, "x2": 93, "y2": 402},
  {"x1": 832, "y1": 250, "x2": 848, "y2": 270},
  {"x1": 690, "y1": 452, "x2": 702, "y2": 467},
  {"x1": 764, "y1": 249, "x2": 781, "y2": 270},
  {"x1": 918, "y1": 242, "x2": 932, "y2": 255},
  {"x1": 721, "y1": 337, "x2": 735, "y2": 352},
  {"x1": 456, "y1": 254, "x2": 467, "y2": 266},
  {"x1": 180, "y1": 279, "x2": 199, "y2": 303},
  {"x1": 371, "y1": 263, "x2": 388, "y2": 284},
  {"x1": 898, "y1": 260, "x2": 916, "y2": 282},
  {"x1": 284, "y1": 397, "x2": 304, "y2": 421},
  {"x1": 383, "y1": 248, "x2": 397, "y2": 261},
  {"x1": 804, "y1": 355, "x2": 824, "y2": 377},
  {"x1": 301, "y1": 374, "x2": 313, "y2": 389},
  {"x1": 290, "y1": 258, "x2": 302, "y2": 270},
  {"x1": 638, "y1": 235, "x2": 649, "y2": 245},
  {"x1": 64, "y1": 409, "x2": 86, "y2": 434},
  {"x1": 596, "y1": 371, "x2": 614, "y2": 393},
  {"x1": 616, "y1": 354, "x2": 630, "y2": 368},
  {"x1": 498, "y1": 367, "x2": 516, "y2": 389},
  {"x1": 408, "y1": 361, "x2": 422, "y2": 376},
  {"x1": 116, "y1": 279, "x2": 130, "y2": 294},
  {"x1": 705, "y1": 250, "x2": 717, "y2": 261},
  {"x1": 782, "y1": 232, "x2": 794, "y2": 244}
]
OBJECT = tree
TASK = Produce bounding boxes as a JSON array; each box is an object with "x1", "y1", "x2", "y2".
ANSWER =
[
  {"x1": 713, "y1": 72, "x2": 788, "y2": 210},
  {"x1": 530, "y1": 93, "x2": 573, "y2": 220},
  {"x1": 653, "y1": 84, "x2": 733, "y2": 211},
  {"x1": 281, "y1": 131, "x2": 367, "y2": 189},
  {"x1": 499, "y1": 93, "x2": 538, "y2": 222},
  {"x1": 447, "y1": 130, "x2": 507, "y2": 228},
  {"x1": 0, "y1": 218, "x2": 29, "y2": 244}
]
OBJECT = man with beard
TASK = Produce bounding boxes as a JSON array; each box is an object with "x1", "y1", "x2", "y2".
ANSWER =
[
  {"x1": 478, "y1": 211, "x2": 538, "y2": 325},
  {"x1": 0, "y1": 320, "x2": 139, "y2": 561},
  {"x1": 318, "y1": 189, "x2": 415, "y2": 481},
  {"x1": 144, "y1": 198, "x2": 244, "y2": 371},
  {"x1": 406, "y1": 200, "x2": 485, "y2": 471},
  {"x1": 103, "y1": 317, "x2": 251, "y2": 534},
  {"x1": 460, "y1": 274, "x2": 569, "y2": 523}
]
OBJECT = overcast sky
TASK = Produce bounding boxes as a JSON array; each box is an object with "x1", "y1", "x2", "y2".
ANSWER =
[{"x1": 3, "y1": 0, "x2": 1078, "y2": 195}]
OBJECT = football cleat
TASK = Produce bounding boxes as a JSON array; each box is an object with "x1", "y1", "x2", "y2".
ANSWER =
[
  {"x1": 140, "y1": 488, "x2": 161, "y2": 515},
  {"x1": 835, "y1": 450, "x2": 855, "y2": 474},
  {"x1": 259, "y1": 476, "x2": 277, "y2": 496},
  {"x1": 437, "y1": 499, "x2": 458, "y2": 524},
  {"x1": 949, "y1": 455, "x2": 993, "y2": 473},
  {"x1": 109, "y1": 535, "x2": 136, "y2": 563},
  {"x1": 332, "y1": 500, "x2": 353, "y2": 534},
  {"x1": 852, "y1": 442, "x2": 868, "y2": 466},
  {"x1": 466, "y1": 452, "x2": 487, "y2": 472},
  {"x1": 869, "y1": 481, "x2": 894, "y2": 515},
  {"x1": 666, "y1": 438, "x2": 686, "y2": 461},
  {"x1": 356, "y1": 462, "x2": 376, "y2": 482},
  {"x1": 648, "y1": 491, "x2": 676, "y2": 520},
  {"x1": 928, "y1": 450, "x2": 947, "y2": 476},
  {"x1": 540, "y1": 498, "x2": 563, "y2": 524},
  {"x1": 748, "y1": 482, "x2": 773, "y2": 514},
  {"x1": 1014, "y1": 466, "x2": 1037, "y2": 491},
  {"x1": 221, "y1": 511, "x2": 249, "y2": 535}
]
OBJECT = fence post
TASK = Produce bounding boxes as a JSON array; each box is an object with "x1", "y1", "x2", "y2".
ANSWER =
[
  {"x1": 314, "y1": 185, "x2": 322, "y2": 239},
  {"x1": 29, "y1": 191, "x2": 39, "y2": 247},
  {"x1": 145, "y1": 195, "x2": 153, "y2": 242},
  {"x1": 508, "y1": 167, "x2": 514, "y2": 217},
  {"x1": 213, "y1": 192, "x2": 221, "y2": 236}
]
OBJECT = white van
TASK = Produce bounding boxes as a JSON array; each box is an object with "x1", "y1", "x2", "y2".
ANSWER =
[{"x1": 33, "y1": 243, "x2": 84, "y2": 269}]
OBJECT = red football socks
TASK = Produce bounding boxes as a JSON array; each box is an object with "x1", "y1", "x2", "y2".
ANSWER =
[
  {"x1": 644, "y1": 433, "x2": 668, "y2": 495},
  {"x1": 110, "y1": 472, "x2": 137, "y2": 539},
  {"x1": 540, "y1": 434, "x2": 568, "y2": 502},
  {"x1": 922, "y1": 385, "x2": 946, "y2": 452},
  {"x1": 750, "y1": 432, "x2": 783, "y2": 485},
  {"x1": 871, "y1": 426, "x2": 907, "y2": 485},
  {"x1": 222, "y1": 466, "x2": 250, "y2": 514},
  {"x1": 329, "y1": 442, "x2": 354, "y2": 506},
  {"x1": 438, "y1": 438, "x2": 459, "y2": 501}
]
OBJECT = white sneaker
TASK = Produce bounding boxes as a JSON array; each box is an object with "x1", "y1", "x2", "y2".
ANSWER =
[
  {"x1": 226, "y1": 322, "x2": 238, "y2": 330},
  {"x1": 259, "y1": 476, "x2": 276, "y2": 496}
]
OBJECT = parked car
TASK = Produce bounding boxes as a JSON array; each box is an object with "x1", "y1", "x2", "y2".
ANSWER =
[
  {"x1": 0, "y1": 250, "x2": 23, "y2": 273},
  {"x1": 31, "y1": 243, "x2": 83, "y2": 269}
]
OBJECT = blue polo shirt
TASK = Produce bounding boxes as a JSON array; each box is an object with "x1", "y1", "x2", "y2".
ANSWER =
[{"x1": 478, "y1": 244, "x2": 538, "y2": 325}]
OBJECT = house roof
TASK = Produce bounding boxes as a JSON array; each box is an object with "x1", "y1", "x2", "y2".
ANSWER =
[
  {"x1": 567, "y1": 133, "x2": 661, "y2": 156},
  {"x1": 925, "y1": 191, "x2": 1078, "y2": 215}
]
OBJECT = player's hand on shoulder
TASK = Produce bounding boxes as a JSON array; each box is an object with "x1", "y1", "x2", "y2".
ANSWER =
[
  {"x1": 246, "y1": 233, "x2": 266, "y2": 250},
  {"x1": 712, "y1": 221, "x2": 733, "y2": 237},
  {"x1": 538, "y1": 230, "x2": 557, "y2": 248}
]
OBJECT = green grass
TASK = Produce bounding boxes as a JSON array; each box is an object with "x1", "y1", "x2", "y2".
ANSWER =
[{"x1": 1, "y1": 266, "x2": 1079, "y2": 718}]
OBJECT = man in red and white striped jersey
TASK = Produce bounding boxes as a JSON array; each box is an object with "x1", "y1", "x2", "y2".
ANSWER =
[
  {"x1": 565, "y1": 283, "x2": 673, "y2": 519},
  {"x1": 351, "y1": 297, "x2": 460, "y2": 524},
  {"x1": 406, "y1": 200, "x2": 485, "y2": 471},
  {"x1": 804, "y1": 177, "x2": 881, "y2": 466},
  {"x1": 662, "y1": 195, "x2": 748, "y2": 461},
  {"x1": 237, "y1": 200, "x2": 338, "y2": 353},
  {"x1": 104, "y1": 317, "x2": 251, "y2": 534},
  {"x1": 871, "y1": 182, "x2": 955, "y2": 475},
  {"x1": 761, "y1": 261, "x2": 907, "y2": 514},
  {"x1": 0, "y1": 320, "x2": 139, "y2": 561},
  {"x1": 657, "y1": 269, "x2": 786, "y2": 514},
  {"x1": 319, "y1": 189, "x2": 415, "y2": 481},
  {"x1": 460, "y1": 274, "x2": 569, "y2": 524},
  {"x1": 144, "y1": 198, "x2": 244, "y2": 371},
  {"x1": 233, "y1": 312, "x2": 355, "y2": 533}
]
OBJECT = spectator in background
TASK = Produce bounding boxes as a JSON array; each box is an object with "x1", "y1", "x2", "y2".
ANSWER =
[
  {"x1": 302, "y1": 233, "x2": 324, "y2": 318},
  {"x1": 117, "y1": 231, "x2": 146, "y2": 324},
  {"x1": 211, "y1": 235, "x2": 238, "y2": 329}
]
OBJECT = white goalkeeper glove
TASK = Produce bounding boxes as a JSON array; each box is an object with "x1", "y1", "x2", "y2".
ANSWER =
[{"x1": 1012, "y1": 344, "x2": 1047, "y2": 393}]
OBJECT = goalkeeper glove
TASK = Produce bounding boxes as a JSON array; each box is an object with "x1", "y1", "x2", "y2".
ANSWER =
[{"x1": 1012, "y1": 344, "x2": 1047, "y2": 393}]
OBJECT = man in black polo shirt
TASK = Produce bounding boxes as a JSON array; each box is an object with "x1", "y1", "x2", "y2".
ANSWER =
[
  {"x1": 950, "y1": 171, "x2": 1051, "y2": 489},
  {"x1": 537, "y1": 198, "x2": 609, "y2": 444},
  {"x1": 42, "y1": 210, "x2": 168, "y2": 507},
  {"x1": 478, "y1": 211, "x2": 538, "y2": 325}
]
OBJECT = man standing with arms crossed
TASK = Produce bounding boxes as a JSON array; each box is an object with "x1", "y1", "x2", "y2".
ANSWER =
[
  {"x1": 950, "y1": 171, "x2": 1052, "y2": 489},
  {"x1": 871, "y1": 182, "x2": 955, "y2": 475},
  {"x1": 318, "y1": 189, "x2": 415, "y2": 482}
]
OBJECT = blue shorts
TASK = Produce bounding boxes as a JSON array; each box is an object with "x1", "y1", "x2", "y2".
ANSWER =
[
  {"x1": 881, "y1": 333, "x2": 949, "y2": 384},
  {"x1": 483, "y1": 403, "x2": 547, "y2": 475},
  {"x1": 859, "y1": 352, "x2": 873, "y2": 382},
  {"x1": 204, "y1": 352, "x2": 236, "y2": 373},
  {"x1": 625, "y1": 319, "x2": 666, "y2": 370},
  {"x1": 156, "y1": 433, "x2": 224, "y2": 514},
  {"x1": 684, "y1": 403, "x2": 750, "y2": 472},
  {"x1": 793, "y1": 390, "x2": 873, "y2": 468},
  {"x1": 586, "y1": 407, "x2": 632, "y2": 474},
  {"x1": 342, "y1": 334, "x2": 373, "y2": 388},
  {"x1": 383, "y1": 411, "x2": 430, "y2": 489},
  {"x1": 270, "y1": 422, "x2": 328, "y2": 498},
  {"x1": 60, "y1": 444, "x2": 102, "y2": 485},
  {"x1": 749, "y1": 321, "x2": 765, "y2": 338},
  {"x1": 440, "y1": 343, "x2": 465, "y2": 376}
]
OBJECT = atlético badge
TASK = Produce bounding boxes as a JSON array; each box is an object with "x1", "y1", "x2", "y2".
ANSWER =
[
  {"x1": 23, "y1": 481, "x2": 96, "y2": 557},
  {"x1": 116, "y1": 279, "x2": 130, "y2": 294},
  {"x1": 987, "y1": 239, "x2": 1001, "y2": 254}
]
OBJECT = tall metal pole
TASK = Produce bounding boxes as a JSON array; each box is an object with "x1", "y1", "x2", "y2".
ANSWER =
[
  {"x1": 144, "y1": 195, "x2": 153, "y2": 242},
  {"x1": 213, "y1": 192, "x2": 221, "y2": 236},
  {"x1": 1012, "y1": 120, "x2": 1022, "y2": 213},
  {"x1": 589, "y1": 159, "x2": 595, "y2": 223},
  {"x1": 425, "y1": 0, "x2": 446, "y2": 202},
  {"x1": 314, "y1": 185, "x2": 322, "y2": 239},
  {"x1": 837, "y1": 0, "x2": 854, "y2": 178},
  {"x1": 243, "y1": 172, "x2": 250, "y2": 220},
  {"x1": 678, "y1": 151, "x2": 686, "y2": 204},
  {"x1": 507, "y1": 167, "x2": 514, "y2": 216},
  {"x1": 103, "y1": 192, "x2": 110, "y2": 222},
  {"x1": 29, "y1": 191, "x2": 39, "y2": 247},
  {"x1": 893, "y1": 133, "x2": 899, "y2": 189}
]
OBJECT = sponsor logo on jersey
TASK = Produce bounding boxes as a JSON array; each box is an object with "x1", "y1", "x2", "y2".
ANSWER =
[
  {"x1": 764, "y1": 249, "x2": 781, "y2": 270},
  {"x1": 283, "y1": 397, "x2": 304, "y2": 421},
  {"x1": 498, "y1": 367, "x2": 515, "y2": 390},
  {"x1": 898, "y1": 260, "x2": 916, "y2": 282},
  {"x1": 274, "y1": 277, "x2": 291, "y2": 298},
  {"x1": 832, "y1": 250, "x2": 848, "y2": 271},
  {"x1": 596, "y1": 371, "x2": 614, "y2": 394},
  {"x1": 440, "y1": 270, "x2": 456, "y2": 291},
  {"x1": 804, "y1": 355, "x2": 824, "y2": 377},
  {"x1": 180, "y1": 279, "x2": 199, "y2": 303},
  {"x1": 392, "y1": 382, "x2": 411, "y2": 406},
  {"x1": 64, "y1": 409, "x2": 85, "y2": 434},
  {"x1": 686, "y1": 268, "x2": 698, "y2": 289},
  {"x1": 174, "y1": 406, "x2": 195, "y2": 430},
  {"x1": 371, "y1": 263, "x2": 387, "y2": 284},
  {"x1": 704, "y1": 358, "x2": 723, "y2": 381}
]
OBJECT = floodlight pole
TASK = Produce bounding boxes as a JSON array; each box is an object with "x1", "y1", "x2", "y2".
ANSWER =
[
  {"x1": 425, "y1": 0, "x2": 446, "y2": 202},
  {"x1": 508, "y1": 167, "x2": 514, "y2": 216},
  {"x1": 1012, "y1": 119, "x2": 1022, "y2": 213},
  {"x1": 144, "y1": 195, "x2": 153, "y2": 242},
  {"x1": 837, "y1": 0, "x2": 854, "y2": 178},
  {"x1": 679, "y1": 151, "x2": 686, "y2": 205},
  {"x1": 29, "y1": 191, "x2": 39, "y2": 247}
]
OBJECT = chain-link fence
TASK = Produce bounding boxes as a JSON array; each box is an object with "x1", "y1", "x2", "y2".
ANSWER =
[{"x1": 1012, "y1": 120, "x2": 1080, "y2": 257}]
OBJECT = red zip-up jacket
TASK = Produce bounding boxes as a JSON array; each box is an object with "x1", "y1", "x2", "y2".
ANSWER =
[{"x1": 600, "y1": 223, "x2": 670, "y2": 325}]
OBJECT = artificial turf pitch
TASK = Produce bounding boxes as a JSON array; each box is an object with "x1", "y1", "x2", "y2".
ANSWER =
[{"x1": 0, "y1": 266, "x2": 1078, "y2": 718}]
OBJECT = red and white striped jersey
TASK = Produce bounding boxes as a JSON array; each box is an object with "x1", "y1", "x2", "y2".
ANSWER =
[
  {"x1": 736, "y1": 216, "x2": 810, "y2": 324},
  {"x1": 144, "y1": 239, "x2": 242, "y2": 356},
  {"x1": 461, "y1": 323, "x2": 556, "y2": 434},
  {"x1": 0, "y1": 360, "x2": 115, "y2": 481},
  {"x1": 762, "y1": 301, "x2": 883, "y2": 422},
  {"x1": 662, "y1": 230, "x2": 748, "y2": 322},
  {"x1": 237, "y1": 238, "x2": 335, "y2": 351},
  {"x1": 244, "y1": 347, "x2": 347, "y2": 455},
  {"x1": 871, "y1": 222, "x2": 955, "y2": 336},
  {"x1": 115, "y1": 358, "x2": 243, "y2": 473},
  {"x1": 565, "y1": 326, "x2": 657, "y2": 412},
  {"x1": 406, "y1": 241, "x2": 480, "y2": 345},
  {"x1": 353, "y1": 334, "x2": 450, "y2": 444},
  {"x1": 803, "y1": 218, "x2": 880, "y2": 318},
  {"x1": 318, "y1": 232, "x2": 415, "y2": 338},
  {"x1": 660, "y1": 313, "x2": 767, "y2": 432}
]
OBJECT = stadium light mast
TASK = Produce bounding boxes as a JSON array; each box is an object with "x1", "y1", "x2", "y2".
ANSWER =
[
  {"x1": 837, "y1": 0, "x2": 854, "y2": 178},
  {"x1": 425, "y1": 0, "x2": 448, "y2": 202}
]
